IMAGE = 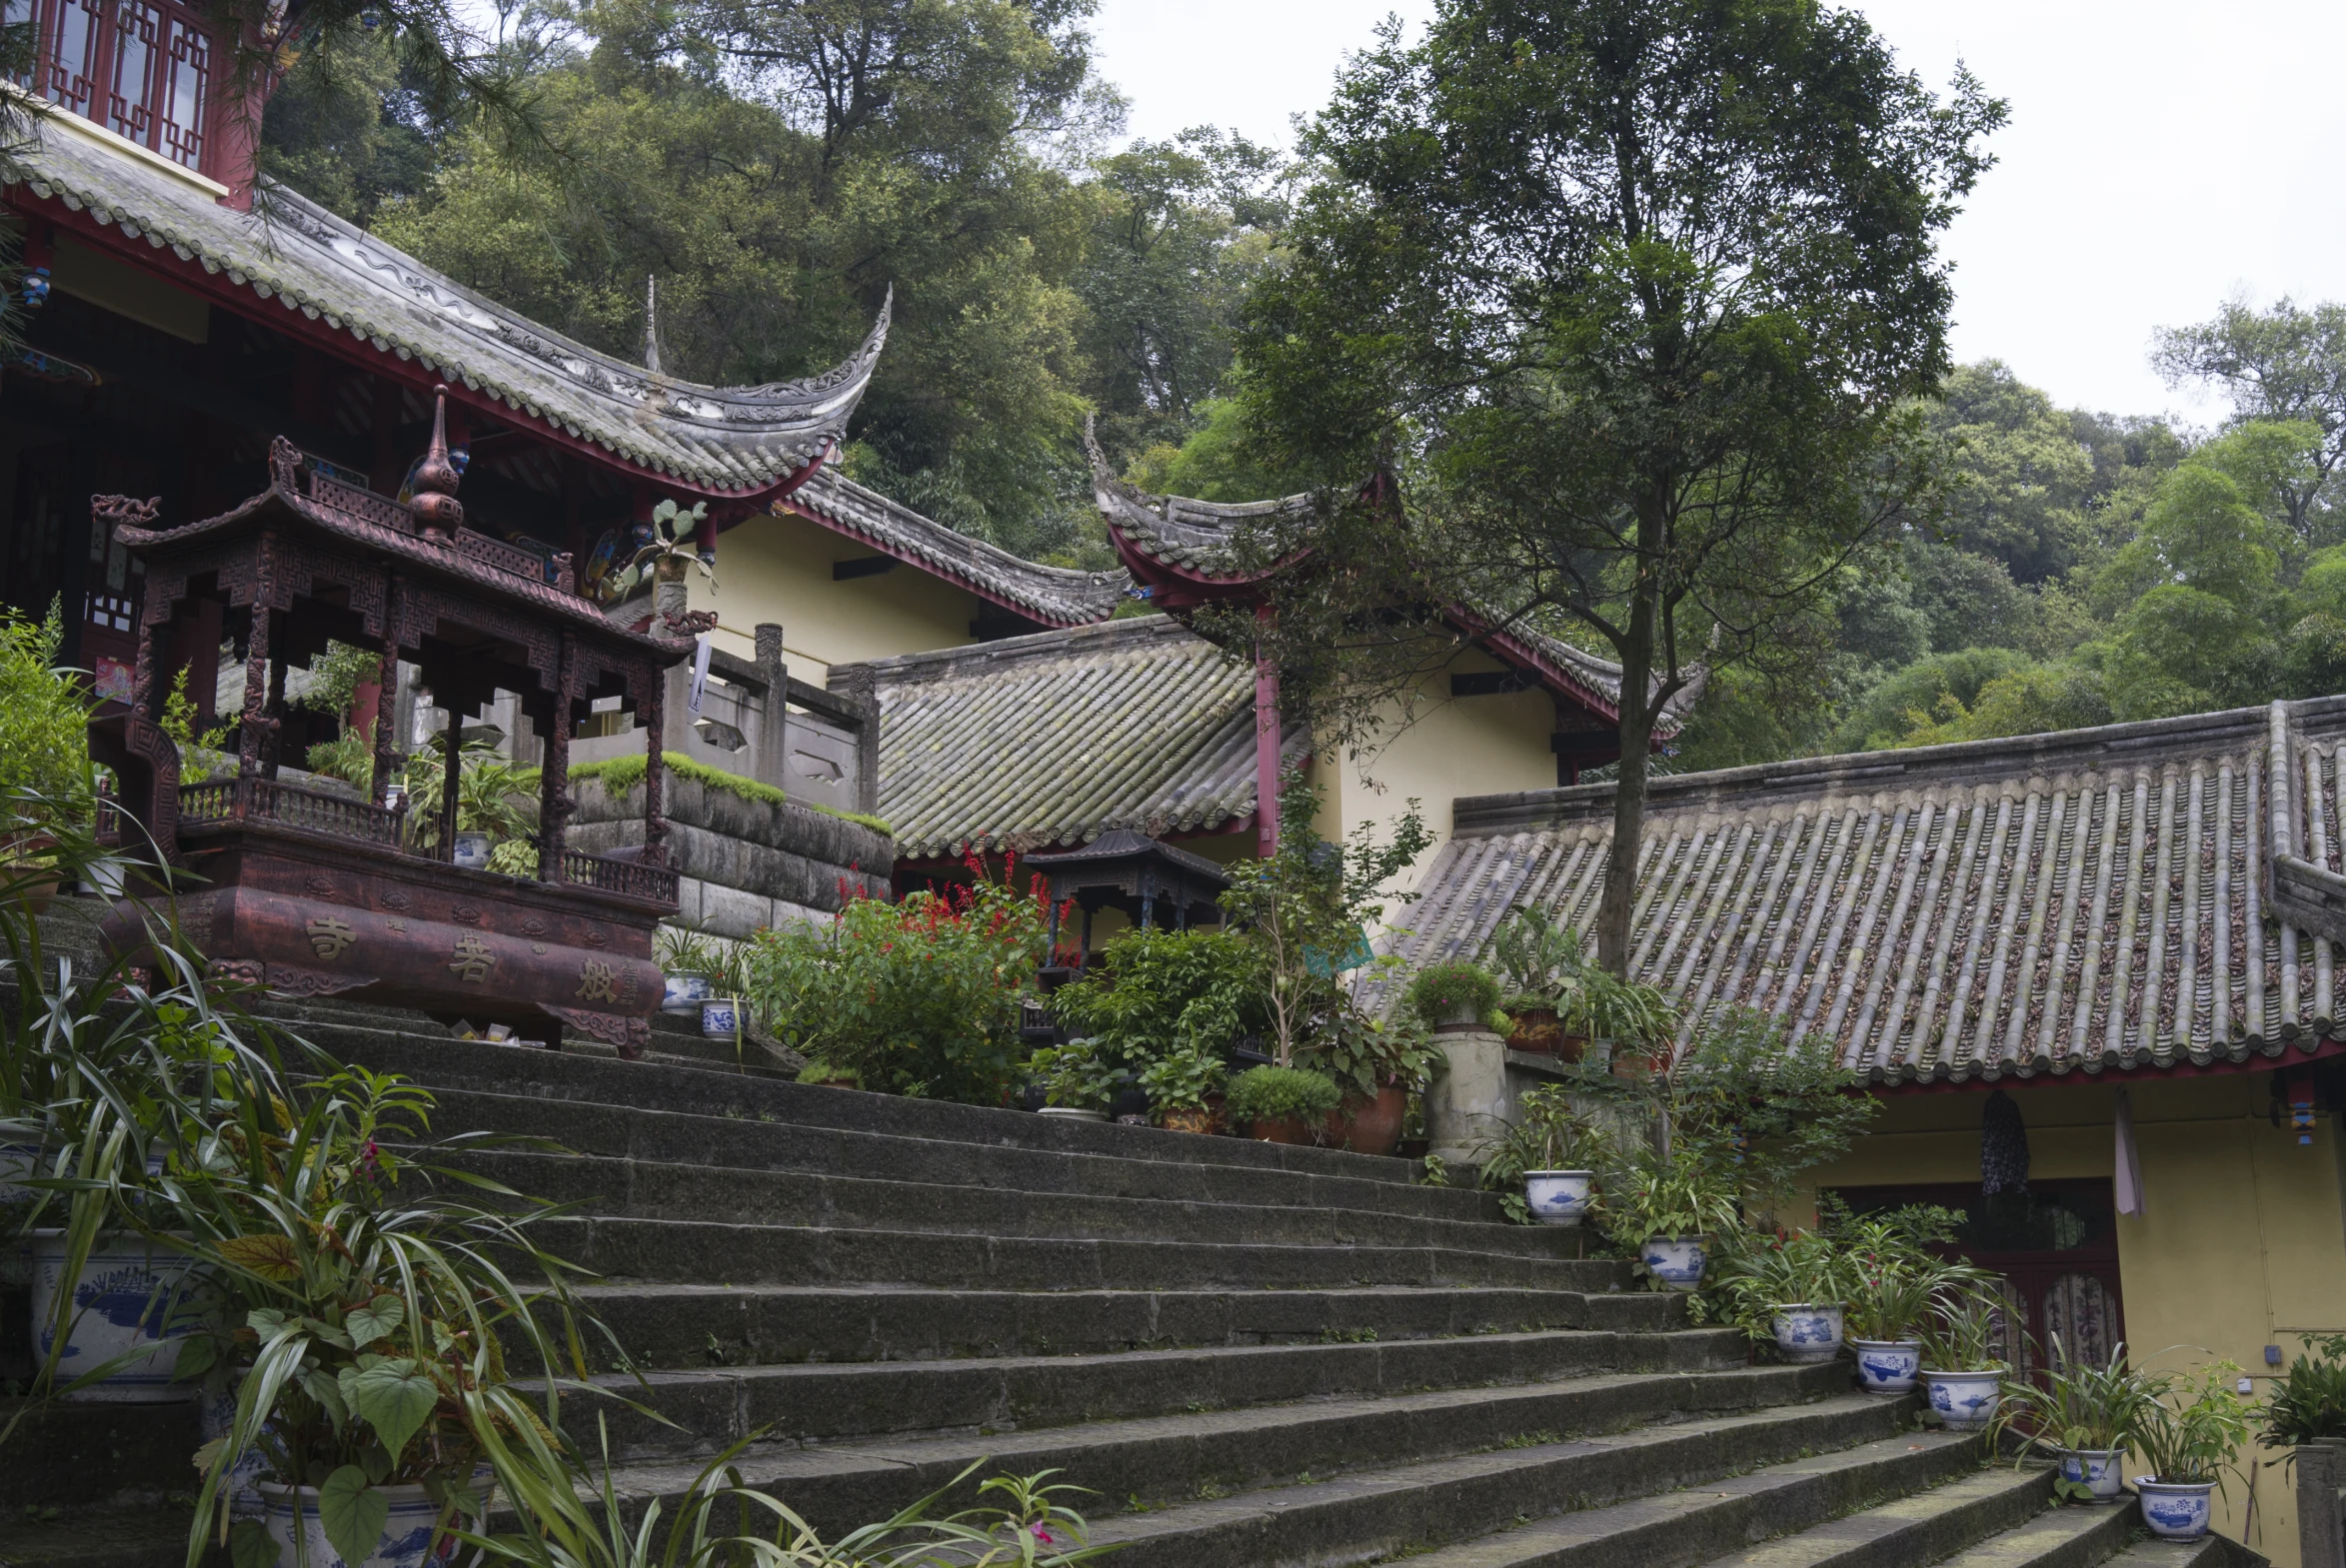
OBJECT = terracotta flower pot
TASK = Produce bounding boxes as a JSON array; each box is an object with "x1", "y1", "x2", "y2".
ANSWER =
[
  {"x1": 1160, "y1": 1104, "x2": 1219, "y2": 1135},
  {"x1": 1325, "y1": 1084, "x2": 1409, "y2": 1156},
  {"x1": 1249, "y1": 1115, "x2": 1316, "y2": 1145}
]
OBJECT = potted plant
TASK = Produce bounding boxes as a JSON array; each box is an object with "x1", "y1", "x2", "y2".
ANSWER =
[
  {"x1": 1838, "y1": 1206, "x2": 1973, "y2": 1395},
  {"x1": 1402, "y1": 960, "x2": 1503, "y2": 1033},
  {"x1": 1718, "y1": 1229, "x2": 1851, "y2": 1364},
  {"x1": 1472, "y1": 1084, "x2": 1618, "y2": 1226},
  {"x1": 170, "y1": 1067, "x2": 604, "y2": 1568},
  {"x1": 1575, "y1": 968, "x2": 1677, "y2": 1073},
  {"x1": 2131, "y1": 1360, "x2": 2255, "y2": 1539},
  {"x1": 1988, "y1": 1337, "x2": 2156, "y2": 1503},
  {"x1": 1598, "y1": 1148, "x2": 1741, "y2": 1289},
  {"x1": 1140, "y1": 1044, "x2": 1226, "y2": 1133},
  {"x1": 1916, "y1": 1280, "x2": 2010, "y2": 1431},
  {"x1": 656, "y1": 925, "x2": 721, "y2": 1013},
  {"x1": 1027, "y1": 1039, "x2": 1120, "y2": 1122},
  {"x1": 1482, "y1": 906, "x2": 1577, "y2": 1053},
  {"x1": 1223, "y1": 1064, "x2": 1342, "y2": 1145},
  {"x1": 1296, "y1": 1011, "x2": 1444, "y2": 1156}
]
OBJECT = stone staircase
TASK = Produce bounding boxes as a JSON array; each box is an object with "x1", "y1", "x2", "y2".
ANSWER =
[{"x1": 1, "y1": 998, "x2": 2264, "y2": 1568}]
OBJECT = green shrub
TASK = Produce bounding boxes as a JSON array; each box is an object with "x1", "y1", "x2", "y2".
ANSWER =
[
  {"x1": 1138, "y1": 1042, "x2": 1225, "y2": 1113},
  {"x1": 570, "y1": 750, "x2": 893, "y2": 835},
  {"x1": 1026, "y1": 1037, "x2": 1122, "y2": 1110},
  {"x1": 2263, "y1": 1333, "x2": 2346, "y2": 1449},
  {"x1": 1402, "y1": 959, "x2": 1501, "y2": 1026},
  {"x1": 1223, "y1": 1064, "x2": 1341, "y2": 1125},
  {"x1": 744, "y1": 863, "x2": 1053, "y2": 1103},
  {"x1": 1049, "y1": 926, "x2": 1264, "y2": 1072},
  {"x1": 0, "y1": 604, "x2": 95, "y2": 835}
]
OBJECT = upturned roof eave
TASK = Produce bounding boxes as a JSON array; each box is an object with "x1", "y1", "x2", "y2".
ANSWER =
[{"x1": 8, "y1": 127, "x2": 891, "y2": 497}]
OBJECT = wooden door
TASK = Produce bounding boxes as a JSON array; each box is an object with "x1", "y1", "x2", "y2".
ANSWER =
[{"x1": 1825, "y1": 1178, "x2": 2126, "y2": 1375}]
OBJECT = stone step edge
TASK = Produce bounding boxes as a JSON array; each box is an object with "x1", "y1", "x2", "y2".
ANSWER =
[
  {"x1": 1077, "y1": 1423, "x2": 1980, "y2": 1566},
  {"x1": 584, "y1": 1368, "x2": 1869, "y2": 1510},
  {"x1": 439, "y1": 1146, "x2": 1590, "y2": 1256},
  {"x1": 576, "y1": 1327, "x2": 1744, "y2": 1383},
  {"x1": 1922, "y1": 1495, "x2": 2145, "y2": 1568},
  {"x1": 412, "y1": 1080, "x2": 1505, "y2": 1219},
  {"x1": 327, "y1": 1029, "x2": 1431, "y2": 1182},
  {"x1": 1364, "y1": 1442, "x2": 2033, "y2": 1568}
]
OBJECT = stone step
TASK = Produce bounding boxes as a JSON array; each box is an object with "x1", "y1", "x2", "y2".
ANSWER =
[
  {"x1": 1685, "y1": 1465, "x2": 2059, "y2": 1568},
  {"x1": 414, "y1": 1080, "x2": 1509, "y2": 1223},
  {"x1": 0, "y1": 1506, "x2": 188, "y2": 1568},
  {"x1": 561, "y1": 1328, "x2": 1753, "y2": 1455},
  {"x1": 2089, "y1": 1535, "x2": 2254, "y2": 1568},
  {"x1": 566, "y1": 1281, "x2": 1692, "y2": 1367},
  {"x1": 592, "y1": 1369, "x2": 1877, "y2": 1544},
  {"x1": 1336, "y1": 1434, "x2": 2003, "y2": 1568},
  {"x1": 321, "y1": 1026, "x2": 1434, "y2": 1184},
  {"x1": 448, "y1": 1147, "x2": 1589, "y2": 1257},
  {"x1": 1911, "y1": 1496, "x2": 2142, "y2": 1568},
  {"x1": 537, "y1": 1213, "x2": 1632, "y2": 1291},
  {"x1": 0, "y1": 1398, "x2": 199, "y2": 1510}
]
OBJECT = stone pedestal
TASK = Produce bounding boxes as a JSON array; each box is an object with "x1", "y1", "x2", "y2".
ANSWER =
[{"x1": 1425, "y1": 1027, "x2": 1507, "y2": 1166}]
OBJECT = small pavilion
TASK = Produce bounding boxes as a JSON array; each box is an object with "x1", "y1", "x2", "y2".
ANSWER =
[{"x1": 96, "y1": 394, "x2": 698, "y2": 1055}]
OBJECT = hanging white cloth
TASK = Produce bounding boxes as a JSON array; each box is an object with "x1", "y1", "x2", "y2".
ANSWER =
[
  {"x1": 2114, "y1": 1086, "x2": 2144, "y2": 1218},
  {"x1": 689, "y1": 632, "x2": 713, "y2": 715}
]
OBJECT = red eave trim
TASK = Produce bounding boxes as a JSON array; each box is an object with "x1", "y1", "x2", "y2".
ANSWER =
[
  {"x1": 18, "y1": 188, "x2": 827, "y2": 504},
  {"x1": 1869, "y1": 1037, "x2": 2346, "y2": 1093}
]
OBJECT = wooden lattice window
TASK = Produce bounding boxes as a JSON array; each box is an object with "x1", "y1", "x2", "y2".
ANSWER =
[{"x1": 7, "y1": 0, "x2": 211, "y2": 171}]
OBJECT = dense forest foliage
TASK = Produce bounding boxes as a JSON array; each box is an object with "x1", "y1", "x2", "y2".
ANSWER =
[
  {"x1": 260, "y1": 2, "x2": 2346, "y2": 769},
  {"x1": 260, "y1": 0, "x2": 1277, "y2": 565}
]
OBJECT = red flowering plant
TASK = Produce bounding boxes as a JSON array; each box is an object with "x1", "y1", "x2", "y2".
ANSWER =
[{"x1": 746, "y1": 850, "x2": 1063, "y2": 1104}]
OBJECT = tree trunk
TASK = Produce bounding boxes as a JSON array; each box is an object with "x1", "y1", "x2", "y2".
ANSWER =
[{"x1": 1596, "y1": 502, "x2": 1667, "y2": 978}]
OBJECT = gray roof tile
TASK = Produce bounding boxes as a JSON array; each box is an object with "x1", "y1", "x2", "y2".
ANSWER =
[
  {"x1": 1394, "y1": 697, "x2": 2346, "y2": 1082},
  {"x1": 842, "y1": 617, "x2": 1302, "y2": 859},
  {"x1": 17, "y1": 121, "x2": 883, "y2": 492}
]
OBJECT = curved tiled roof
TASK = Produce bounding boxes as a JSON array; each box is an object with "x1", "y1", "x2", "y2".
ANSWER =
[
  {"x1": 782, "y1": 469, "x2": 1129, "y2": 628},
  {"x1": 840, "y1": 616, "x2": 1304, "y2": 859},
  {"x1": 1084, "y1": 424, "x2": 1690, "y2": 729},
  {"x1": 1395, "y1": 697, "x2": 2346, "y2": 1083},
  {"x1": 14, "y1": 118, "x2": 886, "y2": 493}
]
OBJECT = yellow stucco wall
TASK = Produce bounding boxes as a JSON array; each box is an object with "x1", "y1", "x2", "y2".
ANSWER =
[
  {"x1": 1311, "y1": 650, "x2": 1560, "y2": 900},
  {"x1": 1792, "y1": 1079, "x2": 2346, "y2": 1567},
  {"x1": 688, "y1": 512, "x2": 985, "y2": 681}
]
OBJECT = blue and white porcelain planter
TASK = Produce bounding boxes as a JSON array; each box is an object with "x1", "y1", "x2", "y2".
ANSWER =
[
  {"x1": 662, "y1": 973, "x2": 713, "y2": 1013},
  {"x1": 1919, "y1": 1368, "x2": 2001, "y2": 1431},
  {"x1": 1523, "y1": 1170, "x2": 1593, "y2": 1227},
  {"x1": 701, "y1": 997, "x2": 742, "y2": 1038},
  {"x1": 1851, "y1": 1339, "x2": 1923, "y2": 1395},
  {"x1": 198, "y1": 1382, "x2": 271, "y2": 1519},
  {"x1": 258, "y1": 1481, "x2": 445, "y2": 1568},
  {"x1": 25, "y1": 1232, "x2": 194, "y2": 1401},
  {"x1": 1641, "y1": 1234, "x2": 1709, "y2": 1291},
  {"x1": 1769, "y1": 1303, "x2": 1846, "y2": 1364},
  {"x1": 450, "y1": 830, "x2": 493, "y2": 870},
  {"x1": 2058, "y1": 1448, "x2": 2126, "y2": 1502},
  {"x1": 2135, "y1": 1478, "x2": 2216, "y2": 1539}
]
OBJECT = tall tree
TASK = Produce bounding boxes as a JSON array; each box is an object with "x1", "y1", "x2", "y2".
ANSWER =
[
  {"x1": 1226, "y1": 0, "x2": 2002, "y2": 974},
  {"x1": 370, "y1": 0, "x2": 1110, "y2": 550},
  {"x1": 2154, "y1": 298, "x2": 2346, "y2": 544},
  {"x1": 1075, "y1": 128, "x2": 1286, "y2": 466}
]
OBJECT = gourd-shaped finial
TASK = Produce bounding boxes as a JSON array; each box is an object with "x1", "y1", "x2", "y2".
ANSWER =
[{"x1": 409, "y1": 385, "x2": 465, "y2": 539}]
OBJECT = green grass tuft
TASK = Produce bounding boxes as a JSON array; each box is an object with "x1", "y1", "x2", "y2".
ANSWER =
[{"x1": 565, "y1": 751, "x2": 892, "y2": 835}]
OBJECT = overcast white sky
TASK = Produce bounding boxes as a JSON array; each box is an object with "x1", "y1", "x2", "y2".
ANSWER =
[{"x1": 1089, "y1": 0, "x2": 2346, "y2": 426}]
